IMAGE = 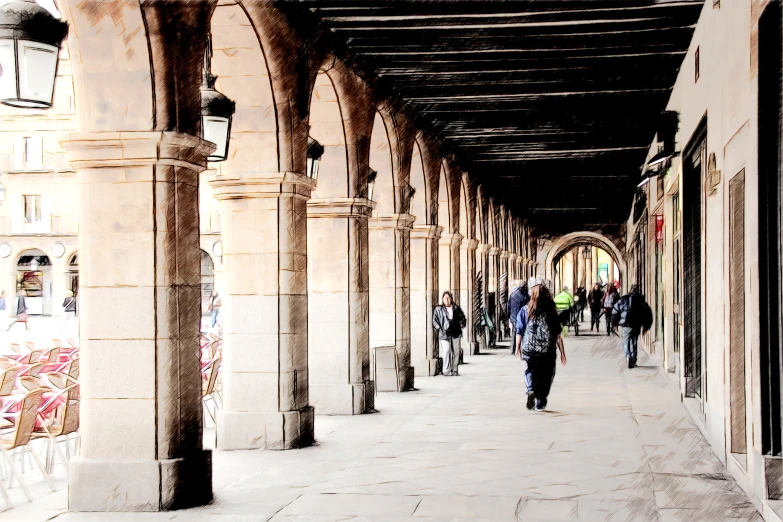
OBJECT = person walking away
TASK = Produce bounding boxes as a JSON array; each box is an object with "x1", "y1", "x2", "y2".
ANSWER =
[
  {"x1": 575, "y1": 286, "x2": 587, "y2": 321},
  {"x1": 7, "y1": 290, "x2": 29, "y2": 331},
  {"x1": 612, "y1": 285, "x2": 653, "y2": 368},
  {"x1": 60, "y1": 290, "x2": 77, "y2": 334},
  {"x1": 588, "y1": 283, "x2": 605, "y2": 332},
  {"x1": 433, "y1": 291, "x2": 467, "y2": 376},
  {"x1": 602, "y1": 285, "x2": 619, "y2": 336},
  {"x1": 508, "y1": 280, "x2": 529, "y2": 355},
  {"x1": 554, "y1": 287, "x2": 574, "y2": 333},
  {"x1": 0, "y1": 290, "x2": 7, "y2": 315},
  {"x1": 208, "y1": 291, "x2": 222, "y2": 329},
  {"x1": 515, "y1": 277, "x2": 567, "y2": 411}
]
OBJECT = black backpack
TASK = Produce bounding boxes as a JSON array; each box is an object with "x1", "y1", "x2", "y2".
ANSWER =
[
  {"x1": 522, "y1": 313, "x2": 552, "y2": 355},
  {"x1": 448, "y1": 307, "x2": 463, "y2": 338}
]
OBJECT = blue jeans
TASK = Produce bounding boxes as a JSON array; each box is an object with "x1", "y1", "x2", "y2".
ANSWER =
[
  {"x1": 622, "y1": 327, "x2": 640, "y2": 362},
  {"x1": 523, "y1": 353, "x2": 557, "y2": 404},
  {"x1": 211, "y1": 309, "x2": 219, "y2": 328}
]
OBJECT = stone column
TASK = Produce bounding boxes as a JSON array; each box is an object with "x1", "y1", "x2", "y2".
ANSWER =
[
  {"x1": 211, "y1": 172, "x2": 315, "y2": 451},
  {"x1": 476, "y1": 243, "x2": 491, "y2": 350},
  {"x1": 368, "y1": 214, "x2": 415, "y2": 391},
  {"x1": 498, "y1": 250, "x2": 510, "y2": 340},
  {"x1": 488, "y1": 247, "x2": 500, "y2": 339},
  {"x1": 410, "y1": 224, "x2": 441, "y2": 376},
  {"x1": 64, "y1": 132, "x2": 212, "y2": 511},
  {"x1": 447, "y1": 233, "x2": 463, "y2": 303},
  {"x1": 462, "y1": 239, "x2": 479, "y2": 355},
  {"x1": 508, "y1": 253, "x2": 518, "y2": 281},
  {"x1": 307, "y1": 198, "x2": 374, "y2": 414},
  {"x1": 608, "y1": 258, "x2": 616, "y2": 285}
]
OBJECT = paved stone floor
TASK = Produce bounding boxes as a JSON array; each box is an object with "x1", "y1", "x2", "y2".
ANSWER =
[{"x1": 6, "y1": 324, "x2": 762, "y2": 521}]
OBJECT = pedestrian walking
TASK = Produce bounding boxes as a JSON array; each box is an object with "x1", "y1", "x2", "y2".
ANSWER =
[
  {"x1": 508, "y1": 280, "x2": 529, "y2": 355},
  {"x1": 612, "y1": 284, "x2": 653, "y2": 368},
  {"x1": 7, "y1": 290, "x2": 29, "y2": 331},
  {"x1": 60, "y1": 290, "x2": 77, "y2": 334},
  {"x1": 208, "y1": 291, "x2": 222, "y2": 328},
  {"x1": 0, "y1": 290, "x2": 7, "y2": 314},
  {"x1": 554, "y1": 286, "x2": 574, "y2": 332},
  {"x1": 602, "y1": 284, "x2": 620, "y2": 336},
  {"x1": 515, "y1": 277, "x2": 567, "y2": 411},
  {"x1": 588, "y1": 283, "x2": 604, "y2": 332},
  {"x1": 575, "y1": 286, "x2": 587, "y2": 321},
  {"x1": 433, "y1": 291, "x2": 467, "y2": 376}
]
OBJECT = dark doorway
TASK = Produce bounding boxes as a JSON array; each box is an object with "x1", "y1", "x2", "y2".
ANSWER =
[
  {"x1": 758, "y1": 0, "x2": 783, "y2": 458},
  {"x1": 682, "y1": 118, "x2": 705, "y2": 399}
]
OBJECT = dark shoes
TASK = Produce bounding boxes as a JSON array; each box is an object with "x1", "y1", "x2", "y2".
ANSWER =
[
  {"x1": 535, "y1": 399, "x2": 547, "y2": 411},
  {"x1": 627, "y1": 358, "x2": 636, "y2": 369},
  {"x1": 526, "y1": 392, "x2": 535, "y2": 410}
]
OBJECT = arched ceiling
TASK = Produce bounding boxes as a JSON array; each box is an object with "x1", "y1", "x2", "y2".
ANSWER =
[{"x1": 278, "y1": 0, "x2": 704, "y2": 237}]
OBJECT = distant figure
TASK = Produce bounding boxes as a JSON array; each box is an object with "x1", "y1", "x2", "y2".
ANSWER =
[
  {"x1": 588, "y1": 283, "x2": 605, "y2": 332},
  {"x1": 208, "y1": 291, "x2": 222, "y2": 328},
  {"x1": 0, "y1": 290, "x2": 7, "y2": 313},
  {"x1": 7, "y1": 290, "x2": 28, "y2": 331},
  {"x1": 433, "y1": 291, "x2": 466, "y2": 376},
  {"x1": 515, "y1": 277, "x2": 567, "y2": 411},
  {"x1": 575, "y1": 286, "x2": 587, "y2": 321},
  {"x1": 61, "y1": 290, "x2": 77, "y2": 334},
  {"x1": 554, "y1": 286, "x2": 574, "y2": 329},
  {"x1": 508, "y1": 280, "x2": 529, "y2": 355},
  {"x1": 612, "y1": 285, "x2": 653, "y2": 368},
  {"x1": 487, "y1": 292, "x2": 497, "y2": 348},
  {"x1": 602, "y1": 285, "x2": 620, "y2": 337}
]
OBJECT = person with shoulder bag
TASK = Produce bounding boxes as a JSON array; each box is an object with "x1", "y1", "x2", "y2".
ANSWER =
[
  {"x1": 612, "y1": 284, "x2": 653, "y2": 368},
  {"x1": 433, "y1": 291, "x2": 467, "y2": 376},
  {"x1": 515, "y1": 277, "x2": 567, "y2": 411}
]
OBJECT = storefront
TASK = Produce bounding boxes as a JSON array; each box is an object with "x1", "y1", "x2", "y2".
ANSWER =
[{"x1": 16, "y1": 249, "x2": 52, "y2": 315}]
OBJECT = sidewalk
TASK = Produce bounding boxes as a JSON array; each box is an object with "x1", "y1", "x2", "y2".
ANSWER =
[{"x1": 6, "y1": 323, "x2": 762, "y2": 521}]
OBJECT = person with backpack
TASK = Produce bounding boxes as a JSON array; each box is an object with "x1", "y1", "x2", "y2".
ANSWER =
[
  {"x1": 612, "y1": 285, "x2": 653, "y2": 368},
  {"x1": 433, "y1": 291, "x2": 467, "y2": 376},
  {"x1": 602, "y1": 284, "x2": 620, "y2": 336},
  {"x1": 208, "y1": 291, "x2": 222, "y2": 329},
  {"x1": 60, "y1": 290, "x2": 77, "y2": 334},
  {"x1": 508, "y1": 280, "x2": 529, "y2": 355},
  {"x1": 515, "y1": 277, "x2": 567, "y2": 411},
  {"x1": 588, "y1": 283, "x2": 604, "y2": 332}
]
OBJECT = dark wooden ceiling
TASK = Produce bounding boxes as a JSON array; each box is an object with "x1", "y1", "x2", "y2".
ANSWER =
[{"x1": 278, "y1": 0, "x2": 704, "y2": 237}]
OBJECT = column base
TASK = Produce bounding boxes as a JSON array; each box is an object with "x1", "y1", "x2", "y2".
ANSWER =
[
  {"x1": 310, "y1": 382, "x2": 374, "y2": 415},
  {"x1": 470, "y1": 341, "x2": 480, "y2": 355},
  {"x1": 413, "y1": 358, "x2": 442, "y2": 376},
  {"x1": 69, "y1": 450, "x2": 212, "y2": 512},
  {"x1": 398, "y1": 365, "x2": 415, "y2": 391},
  {"x1": 216, "y1": 407, "x2": 314, "y2": 450}
]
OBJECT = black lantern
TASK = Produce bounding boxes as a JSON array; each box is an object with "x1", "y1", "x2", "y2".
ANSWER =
[
  {"x1": 200, "y1": 35, "x2": 235, "y2": 162},
  {"x1": 0, "y1": 0, "x2": 68, "y2": 109},
  {"x1": 582, "y1": 245, "x2": 590, "y2": 259},
  {"x1": 367, "y1": 168, "x2": 378, "y2": 201},
  {"x1": 307, "y1": 137, "x2": 324, "y2": 180}
]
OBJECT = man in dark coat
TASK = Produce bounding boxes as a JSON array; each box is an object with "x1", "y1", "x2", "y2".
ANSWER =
[
  {"x1": 612, "y1": 285, "x2": 653, "y2": 368},
  {"x1": 508, "y1": 281, "x2": 529, "y2": 355}
]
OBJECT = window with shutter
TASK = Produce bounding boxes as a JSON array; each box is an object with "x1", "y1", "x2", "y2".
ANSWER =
[
  {"x1": 729, "y1": 170, "x2": 747, "y2": 459},
  {"x1": 24, "y1": 137, "x2": 44, "y2": 171}
]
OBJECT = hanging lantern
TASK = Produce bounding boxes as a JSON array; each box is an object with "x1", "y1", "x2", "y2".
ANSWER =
[
  {"x1": 200, "y1": 35, "x2": 235, "y2": 162},
  {"x1": 307, "y1": 137, "x2": 324, "y2": 180},
  {"x1": 367, "y1": 168, "x2": 377, "y2": 201},
  {"x1": 0, "y1": 0, "x2": 68, "y2": 109},
  {"x1": 582, "y1": 245, "x2": 590, "y2": 259}
]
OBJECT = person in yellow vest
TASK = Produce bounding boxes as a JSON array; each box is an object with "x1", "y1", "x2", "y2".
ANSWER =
[{"x1": 554, "y1": 287, "x2": 574, "y2": 332}]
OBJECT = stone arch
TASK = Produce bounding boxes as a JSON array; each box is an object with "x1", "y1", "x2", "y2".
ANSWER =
[
  {"x1": 409, "y1": 140, "x2": 429, "y2": 224},
  {"x1": 210, "y1": 3, "x2": 278, "y2": 172},
  {"x1": 476, "y1": 186, "x2": 489, "y2": 244},
  {"x1": 544, "y1": 231, "x2": 627, "y2": 292},
  {"x1": 370, "y1": 111, "x2": 395, "y2": 214},
  {"x1": 309, "y1": 69, "x2": 349, "y2": 198},
  {"x1": 437, "y1": 164, "x2": 451, "y2": 233}
]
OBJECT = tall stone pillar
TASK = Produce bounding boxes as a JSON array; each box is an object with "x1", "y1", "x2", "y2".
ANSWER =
[
  {"x1": 368, "y1": 214, "x2": 415, "y2": 390},
  {"x1": 211, "y1": 172, "x2": 315, "y2": 450},
  {"x1": 592, "y1": 247, "x2": 599, "y2": 285},
  {"x1": 307, "y1": 199, "x2": 374, "y2": 414},
  {"x1": 65, "y1": 132, "x2": 212, "y2": 510},
  {"x1": 410, "y1": 225, "x2": 441, "y2": 376},
  {"x1": 508, "y1": 253, "x2": 518, "y2": 281},
  {"x1": 608, "y1": 258, "x2": 616, "y2": 285},
  {"x1": 488, "y1": 247, "x2": 500, "y2": 340},
  {"x1": 499, "y1": 250, "x2": 510, "y2": 340},
  {"x1": 476, "y1": 243, "x2": 491, "y2": 351},
  {"x1": 462, "y1": 239, "x2": 479, "y2": 355},
  {"x1": 439, "y1": 232, "x2": 462, "y2": 297}
]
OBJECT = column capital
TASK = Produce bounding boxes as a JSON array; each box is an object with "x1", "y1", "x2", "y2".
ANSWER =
[
  {"x1": 306, "y1": 197, "x2": 375, "y2": 218},
  {"x1": 211, "y1": 172, "x2": 316, "y2": 201},
  {"x1": 461, "y1": 238, "x2": 479, "y2": 251},
  {"x1": 63, "y1": 131, "x2": 215, "y2": 172},
  {"x1": 488, "y1": 246, "x2": 501, "y2": 256},
  {"x1": 476, "y1": 242, "x2": 492, "y2": 255},
  {"x1": 439, "y1": 232, "x2": 463, "y2": 247},
  {"x1": 369, "y1": 213, "x2": 416, "y2": 230},
  {"x1": 411, "y1": 224, "x2": 443, "y2": 240},
  {"x1": 499, "y1": 250, "x2": 510, "y2": 260},
  {"x1": 508, "y1": 253, "x2": 518, "y2": 261}
]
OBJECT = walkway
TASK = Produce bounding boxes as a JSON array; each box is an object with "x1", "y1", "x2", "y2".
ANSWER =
[{"x1": 10, "y1": 326, "x2": 760, "y2": 521}]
